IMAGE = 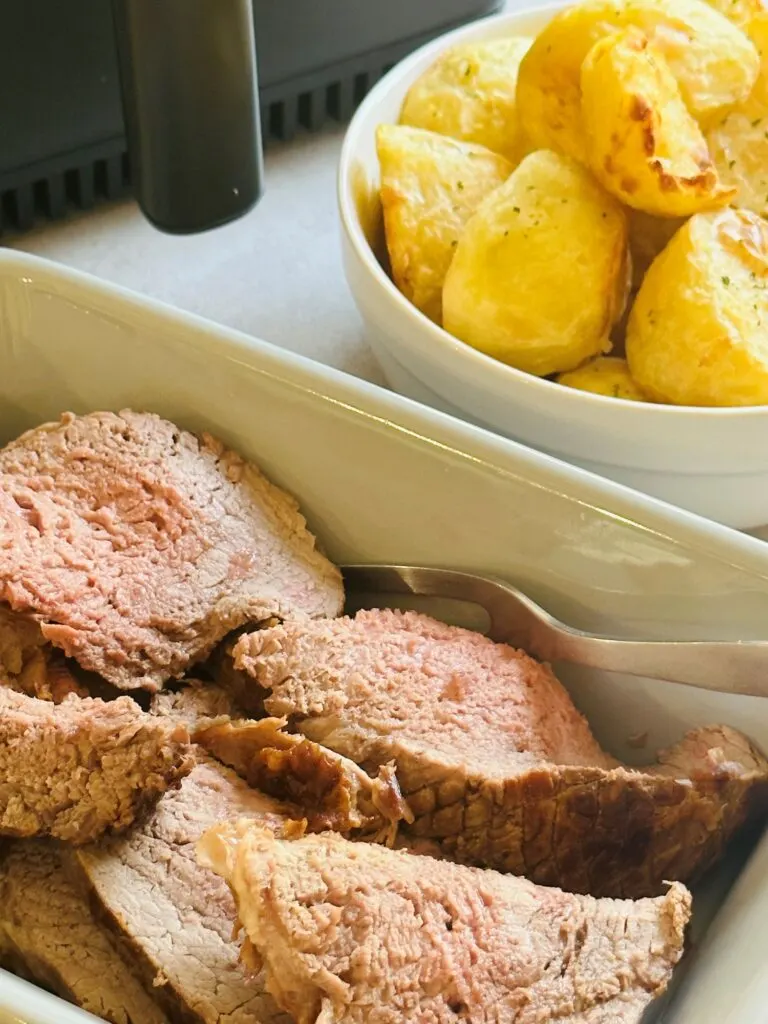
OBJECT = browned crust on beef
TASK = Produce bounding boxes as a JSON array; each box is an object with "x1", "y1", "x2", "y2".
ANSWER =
[
  {"x1": 0, "y1": 842, "x2": 168, "y2": 1023},
  {"x1": 152, "y1": 679, "x2": 412, "y2": 840},
  {"x1": 401, "y1": 728, "x2": 768, "y2": 898},
  {"x1": 65, "y1": 760, "x2": 298, "y2": 1024},
  {"x1": 0, "y1": 688, "x2": 195, "y2": 843},
  {"x1": 198, "y1": 824, "x2": 692, "y2": 1024},
  {"x1": 0, "y1": 410, "x2": 344, "y2": 692},
  {"x1": 195, "y1": 716, "x2": 412, "y2": 840}
]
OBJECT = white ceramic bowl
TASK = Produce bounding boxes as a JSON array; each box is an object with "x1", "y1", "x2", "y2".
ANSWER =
[{"x1": 338, "y1": 0, "x2": 768, "y2": 531}]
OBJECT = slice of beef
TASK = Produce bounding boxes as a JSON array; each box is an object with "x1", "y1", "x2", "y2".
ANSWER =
[
  {"x1": 196, "y1": 715, "x2": 412, "y2": 839},
  {"x1": 0, "y1": 842, "x2": 168, "y2": 1024},
  {"x1": 0, "y1": 605, "x2": 87, "y2": 701},
  {"x1": 198, "y1": 824, "x2": 692, "y2": 1024},
  {"x1": 233, "y1": 609, "x2": 614, "y2": 766},
  {"x1": 151, "y1": 678, "x2": 410, "y2": 839},
  {"x1": 67, "y1": 759, "x2": 298, "y2": 1024},
  {"x1": 0, "y1": 410, "x2": 344, "y2": 692},
  {"x1": 0, "y1": 688, "x2": 194, "y2": 843},
  {"x1": 232, "y1": 609, "x2": 768, "y2": 898}
]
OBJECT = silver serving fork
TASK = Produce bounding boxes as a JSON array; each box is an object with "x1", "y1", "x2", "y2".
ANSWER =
[{"x1": 342, "y1": 564, "x2": 768, "y2": 699}]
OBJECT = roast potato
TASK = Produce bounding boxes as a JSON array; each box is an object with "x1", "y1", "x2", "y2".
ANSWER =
[
  {"x1": 557, "y1": 356, "x2": 651, "y2": 400},
  {"x1": 399, "y1": 36, "x2": 533, "y2": 163},
  {"x1": 442, "y1": 149, "x2": 629, "y2": 377},
  {"x1": 376, "y1": 124, "x2": 512, "y2": 323},
  {"x1": 627, "y1": 210, "x2": 686, "y2": 289},
  {"x1": 581, "y1": 28, "x2": 734, "y2": 216},
  {"x1": 626, "y1": 208, "x2": 768, "y2": 405},
  {"x1": 516, "y1": 0, "x2": 759, "y2": 163}
]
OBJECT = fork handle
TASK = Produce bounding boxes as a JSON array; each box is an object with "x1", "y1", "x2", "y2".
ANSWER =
[{"x1": 534, "y1": 631, "x2": 768, "y2": 699}]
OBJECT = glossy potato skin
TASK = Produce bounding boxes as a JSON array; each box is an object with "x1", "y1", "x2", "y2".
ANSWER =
[
  {"x1": 377, "y1": 125, "x2": 512, "y2": 324},
  {"x1": 627, "y1": 208, "x2": 768, "y2": 406},
  {"x1": 516, "y1": 0, "x2": 759, "y2": 164},
  {"x1": 442, "y1": 150, "x2": 629, "y2": 377},
  {"x1": 581, "y1": 29, "x2": 734, "y2": 216},
  {"x1": 400, "y1": 37, "x2": 533, "y2": 163},
  {"x1": 557, "y1": 356, "x2": 651, "y2": 400}
]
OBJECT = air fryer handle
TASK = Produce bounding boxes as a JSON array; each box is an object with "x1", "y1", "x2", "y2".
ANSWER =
[{"x1": 111, "y1": 0, "x2": 263, "y2": 234}]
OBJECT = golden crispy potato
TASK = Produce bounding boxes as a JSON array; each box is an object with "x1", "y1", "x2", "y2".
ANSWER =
[
  {"x1": 557, "y1": 356, "x2": 651, "y2": 400},
  {"x1": 581, "y1": 29, "x2": 734, "y2": 216},
  {"x1": 627, "y1": 210, "x2": 686, "y2": 289},
  {"x1": 376, "y1": 124, "x2": 512, "y2": 323},
  {"x1": 399, "y1": 36, "x2": 533, "y2": 163},
  {"x1": 627, "y1": 208, "x2": 768, "y2": 405},
  {"x1": 442, "y1": 149, "x2": 629, "y2": 377},
  {"x1": 516, "y1": 0, "x2": 759, "y2": 163}
]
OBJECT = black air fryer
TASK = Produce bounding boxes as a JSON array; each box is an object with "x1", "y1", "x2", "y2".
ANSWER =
[{"x1": 0, "y1": 0, "x2": 503, "y2": 236}]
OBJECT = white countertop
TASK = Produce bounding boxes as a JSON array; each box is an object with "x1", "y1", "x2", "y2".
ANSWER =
[{"x1": 11, "y1": 127, "x2": 386, "y2": 387}]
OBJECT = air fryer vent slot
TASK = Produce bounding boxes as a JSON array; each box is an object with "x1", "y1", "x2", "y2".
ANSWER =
[{"x1": 1, "y1": 152, "x2": 131, "y2": 235}]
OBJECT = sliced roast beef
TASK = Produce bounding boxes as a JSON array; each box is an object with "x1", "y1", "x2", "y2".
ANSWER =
[
  {"x1": 0, "y1": 688, "x2": 194, "y2": 843},
  {"x1": 0, "y1": 410, "x2": 344, "y2": 692},
  {"x1": 232, "y1": 609, "x2": 768, "y2": 898},
  {"x1": 67, "y1": 759, "x2": 297, "y2": 1024},
  {"x1": 196, "y1": 716, "x2": 412, "y2": 839},
  {"x1": 151, "y1": 679, "x2": 411, "y2": 839},
  {"x1": 198, "y1": 823, "x2": 692, "y2": 1024},
  {"x1": 0, "y1": 842, "x2": 168, "y2": 1024}
]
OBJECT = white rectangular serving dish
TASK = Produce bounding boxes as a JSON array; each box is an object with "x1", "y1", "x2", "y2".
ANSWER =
[{"x1": 0, "y1": 249, "x2": 767, "y2": 1024}]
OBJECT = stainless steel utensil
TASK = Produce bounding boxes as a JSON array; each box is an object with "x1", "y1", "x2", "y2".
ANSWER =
[{"x1": 342, "y1": 564, "x2": 768, "y2": 699}]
